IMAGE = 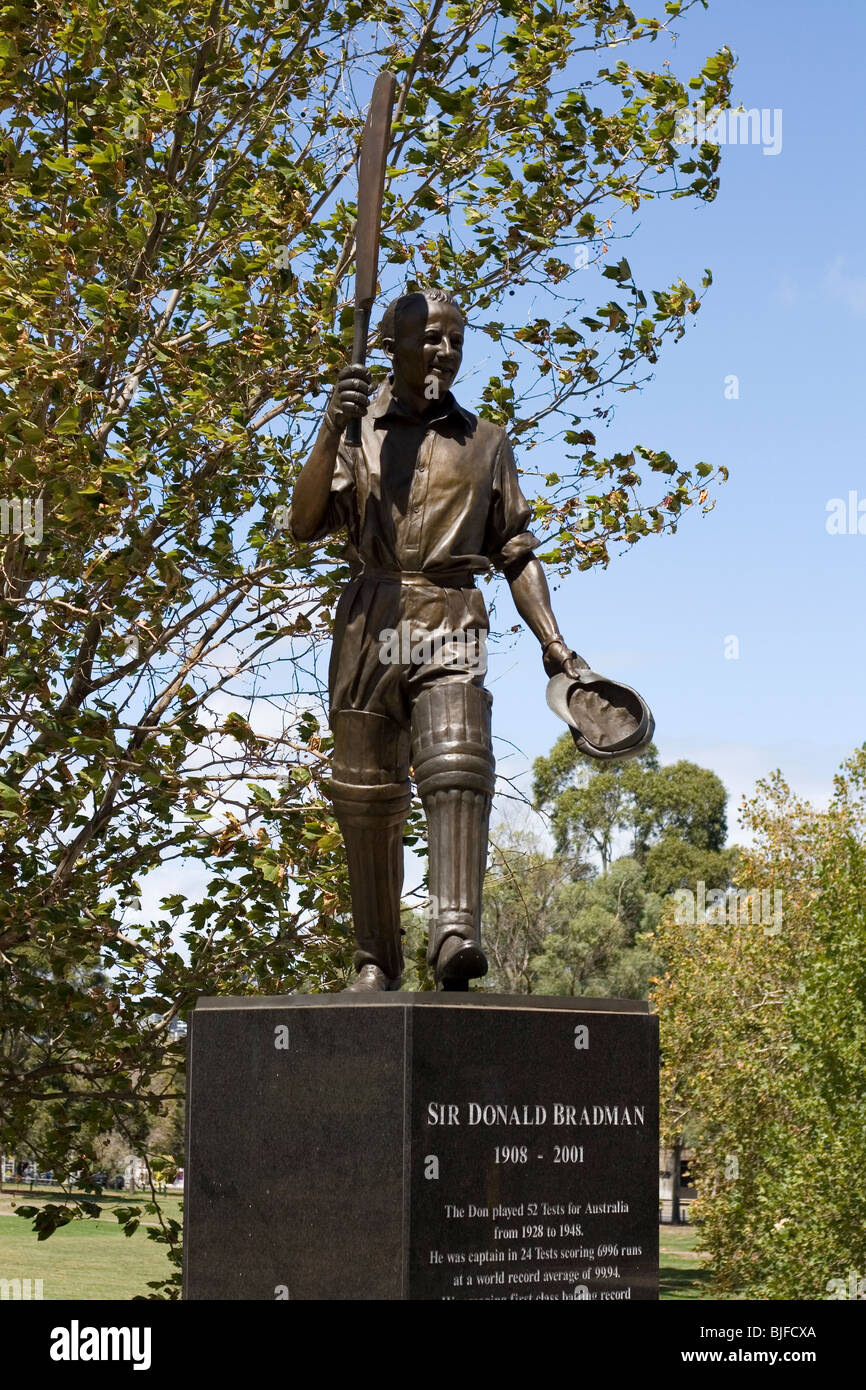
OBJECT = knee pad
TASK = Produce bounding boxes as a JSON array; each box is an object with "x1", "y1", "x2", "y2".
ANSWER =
[
  {"x1": 326, "y1": 777, "x2": 411, "y2": 830},
  {"x1": 411, "y1": 682, "x2": 495, "y2": 799}
]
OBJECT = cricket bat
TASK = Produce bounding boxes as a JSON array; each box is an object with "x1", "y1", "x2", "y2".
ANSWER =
[{"x1": 346, "y1": 70, "x2": 397, "y2": 447}]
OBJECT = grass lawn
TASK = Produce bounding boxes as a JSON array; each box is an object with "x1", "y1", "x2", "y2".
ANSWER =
[
  {"x1": 659, "y1": 1223, "x2": 715, "y2": 1301},
  {"x1": 0, "y1": 1185, "x2": 183, "y2": 1223},
  {"x1": 0, "y1": 1187, "x2": 179, "y2": 1300}
]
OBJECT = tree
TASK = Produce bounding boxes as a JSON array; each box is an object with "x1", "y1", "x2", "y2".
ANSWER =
[
  {"x1": 529, "y1": 855, "x2": 662, "y2": 997},
  {"x1": 652, "y1": 750, "x2": 866, "y2": 1299},
  {"x1": 532, "y1": 735, "x2": 658, "y2": 869},
  {"x1": 481, "y1": 822, "x2": 588, "y2": 992},
  {"x1": 484, "y1": 734, "x2": 739, "y2": 997},
  {"x1": 0, "y1": 0, "x2": 733, "y2": 1290},
  {"x1": 533, "y1": 733, "x2": 736, "y2": 888},
  {"x1": 635, "y1": 758, "x2": 738, "y2": 893}
]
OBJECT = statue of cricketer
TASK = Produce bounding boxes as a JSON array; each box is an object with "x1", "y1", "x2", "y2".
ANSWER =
[{"x1": 289, "y1": 288, "x2": 590, "y2": 992}]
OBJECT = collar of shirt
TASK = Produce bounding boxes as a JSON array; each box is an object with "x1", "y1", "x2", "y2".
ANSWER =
[{"x1": 370, "y1": 374, "x2": 476, "y2": 433}]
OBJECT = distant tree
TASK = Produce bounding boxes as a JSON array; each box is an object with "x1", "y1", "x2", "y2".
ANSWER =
[
  {"x1": 634, "y1": 759, "x2": 737, "y2": 893},
  {"x1": 481, "y1": 734, "x2": 740, "y2": 997},
  {"x1": 533, "y1": 734, "x2": 736, "y2": 890},
  {"x1": 641, "y1": 835, "x2": 738, "y2": 898},
  {"x1": 481, "y1": 824, "x2": 587, "y2": 992},
  {"x1": 529, "y1": 856, "x2": 662, "y2": 997},
  {"x1": 532, "y1": 736, "x2": 658, "y2": 870},
  {"x1": 634, "y1": 760, "x2": 728, "y2": 852}
]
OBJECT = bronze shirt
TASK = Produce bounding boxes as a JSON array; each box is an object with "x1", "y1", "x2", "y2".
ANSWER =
[{"x1": 290, "y1": 376, "x2": 540, "y2": 576}]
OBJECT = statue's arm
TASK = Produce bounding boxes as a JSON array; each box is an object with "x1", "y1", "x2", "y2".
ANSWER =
[
  {"x1": 289, "y1": 365, "x2": 371, "y2": 542},
  {"x1": 289, "y1": 414, "x2": 343, "y2": 542},
  {"x1": 505, "y1": 554, "x2": 588, "y2": 678},
  {"x1": 487, "y1": 433, "x2": 588, "y2": 679}
]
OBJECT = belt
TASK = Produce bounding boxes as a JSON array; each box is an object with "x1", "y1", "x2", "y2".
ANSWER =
[{"x1": 357, "y1": 567, "x2": 477, "y2": 589}]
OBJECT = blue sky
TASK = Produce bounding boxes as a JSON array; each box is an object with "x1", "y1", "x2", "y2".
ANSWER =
[{"x1": 477, "y1": 0, "x2": 866, "y2": 849}]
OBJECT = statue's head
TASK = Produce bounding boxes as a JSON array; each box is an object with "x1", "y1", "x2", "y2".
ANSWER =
[{"x1": 379, "y1": 288, "x2": 464, "y2": 402}]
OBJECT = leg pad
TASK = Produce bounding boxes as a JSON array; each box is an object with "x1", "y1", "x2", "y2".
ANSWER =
[{"x1": 409, "y1": 683, "x2": 495, "y2": 977}]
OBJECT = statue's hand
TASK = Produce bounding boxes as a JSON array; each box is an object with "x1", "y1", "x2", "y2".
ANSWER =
[
  {"x1": 542, "y1": 638, "x2": 590, "y2": 680},
  {"x1": 326, "y1": 364, "x2": 372, "y2": 433}
]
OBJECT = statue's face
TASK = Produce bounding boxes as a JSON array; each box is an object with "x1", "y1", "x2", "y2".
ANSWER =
[{"x1": 391, "y1": 298, "x2": 464, "y2": 400}]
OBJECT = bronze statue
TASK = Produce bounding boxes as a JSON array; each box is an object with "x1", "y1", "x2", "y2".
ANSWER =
[{"x1": 288, "y1": 288, "x2": 591, "y2": 992}]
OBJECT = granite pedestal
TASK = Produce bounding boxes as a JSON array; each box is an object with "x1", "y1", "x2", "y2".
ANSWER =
[{"x1": 183, "y1": 994, "x2": 658, "y2": 1301}]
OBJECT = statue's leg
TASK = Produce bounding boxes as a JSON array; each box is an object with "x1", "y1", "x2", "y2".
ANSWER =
[
  {"x1": 410, "y1": 680, "x2": 496, "y2": 990},
  {"x1": 327, "y1": 709, "x2": 411, "y2": 991}
]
